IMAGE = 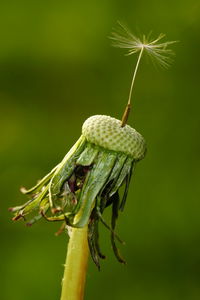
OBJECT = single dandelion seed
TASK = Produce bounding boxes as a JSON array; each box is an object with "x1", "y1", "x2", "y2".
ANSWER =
[{"x1": 109, "y1": 22, "x2": 177, "y2": 126}]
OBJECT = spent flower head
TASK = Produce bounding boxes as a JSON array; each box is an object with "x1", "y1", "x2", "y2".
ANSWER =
[{"x1": 9, "y1": 115, "x2": 146, "y2": 268}]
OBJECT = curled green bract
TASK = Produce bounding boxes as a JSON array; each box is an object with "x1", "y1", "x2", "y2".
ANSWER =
[{"x1": 10, "y1": 115, "x2": 146, "y2": 268}]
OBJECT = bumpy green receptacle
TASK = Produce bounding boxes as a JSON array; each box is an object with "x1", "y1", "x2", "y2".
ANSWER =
[
  {"x1": 82, "y1": 115, "x2": 146, "y2": 160},
  {"x1": 10, "y1": 115, "x2": 146, "y2": 267}
]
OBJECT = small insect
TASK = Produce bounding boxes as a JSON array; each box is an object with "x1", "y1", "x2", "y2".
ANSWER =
[{"x1": 9, "y1": 23, "x2": 176, "y2": 269}]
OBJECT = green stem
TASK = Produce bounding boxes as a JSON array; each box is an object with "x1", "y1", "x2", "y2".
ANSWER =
[{"x1": 60, "y1": 223, "x2": 89, "y2": 300}]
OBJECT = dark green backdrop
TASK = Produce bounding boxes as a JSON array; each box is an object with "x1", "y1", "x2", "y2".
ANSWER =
[{"x1": 1, "y1": 0, "x2": 200, "y2": 299}]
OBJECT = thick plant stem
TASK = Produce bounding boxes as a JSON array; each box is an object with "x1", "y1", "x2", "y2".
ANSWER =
[{"x1": 60, "y1": 224, "x2": 89, "y2": 300}]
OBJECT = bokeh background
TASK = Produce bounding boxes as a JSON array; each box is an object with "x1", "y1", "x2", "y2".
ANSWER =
[{"x1": 1, "y1": 0, "x2": 200, "y2": 299}]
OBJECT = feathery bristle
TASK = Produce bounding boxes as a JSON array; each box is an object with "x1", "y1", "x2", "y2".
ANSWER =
[{"x1": 110, "y1": 22, "x2": 177, "y2": 69}]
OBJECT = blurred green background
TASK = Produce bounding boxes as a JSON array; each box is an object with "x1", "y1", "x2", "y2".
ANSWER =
[{"x1": 1, "y1": 0, "x2": 200, "y2": 299}]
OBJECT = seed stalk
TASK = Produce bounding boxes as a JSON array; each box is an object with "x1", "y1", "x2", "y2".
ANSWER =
[{"x1": 121, "y1": 47, "x2": 144, "y2": 127}]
